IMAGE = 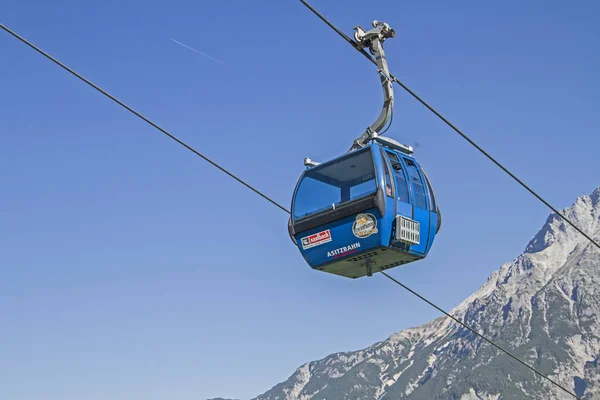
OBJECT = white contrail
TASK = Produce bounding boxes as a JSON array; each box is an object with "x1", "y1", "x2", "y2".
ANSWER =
[{"x1": 170, "y1": 38, "x2": 227, "y2": 66}]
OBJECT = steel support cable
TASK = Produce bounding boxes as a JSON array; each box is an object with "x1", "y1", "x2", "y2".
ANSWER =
[
  {"x1": 389, "y1": 78, "x2": 600, "y2": 251},
  {"x1": 0, "y1": 19, "x2": 580, "y2": 400},
  {"x1": 297, "y1": 0, "x2": 600, "y2": 252},
  {"x1": 0, "y1": 23, "x2": 289, "y2": 215}
]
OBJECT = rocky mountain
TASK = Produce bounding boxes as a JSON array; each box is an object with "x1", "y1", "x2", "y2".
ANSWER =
[
  {"x1": 206, "y1": 398, "x2": 239, "y2": 400},
  {"x1": 252, "y1": 188, "x2": 600, "y2": 399}
]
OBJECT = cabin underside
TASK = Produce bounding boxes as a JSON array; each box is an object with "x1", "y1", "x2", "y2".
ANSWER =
[{"x1": 315, "y1": 246, "x2": 421, "y2": 279}]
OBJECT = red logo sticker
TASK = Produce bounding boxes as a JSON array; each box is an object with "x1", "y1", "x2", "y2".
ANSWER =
[{"x1": 301, "y1": 229, "x2": 332, "y2": 250}]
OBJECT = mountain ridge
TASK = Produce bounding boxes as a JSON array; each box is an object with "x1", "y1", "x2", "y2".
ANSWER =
[{"x1": 249, "y1": 187, "x2": 600, "y2": 399}]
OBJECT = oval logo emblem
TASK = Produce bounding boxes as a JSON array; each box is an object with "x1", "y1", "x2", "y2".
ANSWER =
[{"x1": 352, "y1": 213, "x2": 378, "y2": 238}]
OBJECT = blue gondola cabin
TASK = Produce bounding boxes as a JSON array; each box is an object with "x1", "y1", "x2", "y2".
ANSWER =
[{"x1": 288, "y1": 137, "x2": 441, "y2": 278}]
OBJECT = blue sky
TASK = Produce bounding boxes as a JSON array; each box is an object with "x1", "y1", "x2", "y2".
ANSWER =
[{"x1": 1, "y1": 0, "x2": 599, "y2": 399}]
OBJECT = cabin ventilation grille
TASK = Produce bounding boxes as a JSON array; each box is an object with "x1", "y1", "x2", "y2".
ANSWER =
[{"x1": 396, "y1": 215, "x2": 420, "y2": 245}]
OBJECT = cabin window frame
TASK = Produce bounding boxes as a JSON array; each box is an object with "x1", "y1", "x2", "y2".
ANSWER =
[
  {"x1": 384, "y1": 149, "x2": 411, "y2": 204},
  {"x1": 291, "y1": 146, "x2": 380, "y2": 222},
  {"x1": 402, "y1": 157, "x2": 429, "y2": 210},
  {"x1": 420, "y1": 166, "x2": 437, "y2": 212},
  {"x1": 380, "y1": 147, "x2": 395, "y2": 198}
]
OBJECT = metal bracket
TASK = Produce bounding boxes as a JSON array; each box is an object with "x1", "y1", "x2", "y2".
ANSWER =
[
  {"x1": 364, "y1": 259, "x2": 376, "y2": 277},
  {"x1": 349, "y1": 20, "x2": 396, "y2": 152},
  {"x1": 304, "y1": 157, "x2": 321, "y2": 168}
]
